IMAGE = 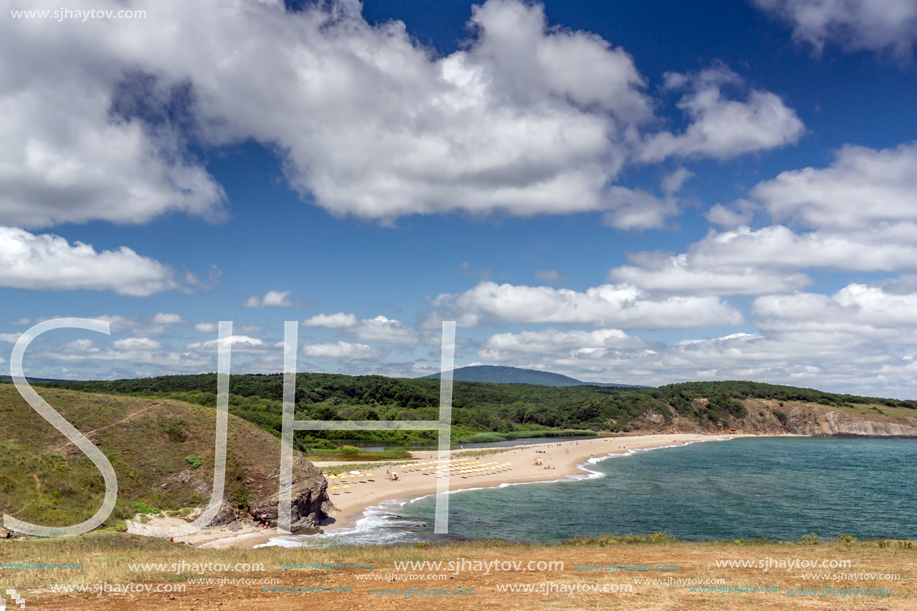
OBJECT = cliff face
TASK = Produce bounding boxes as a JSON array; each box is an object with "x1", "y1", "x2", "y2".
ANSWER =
[
  {"x1": 248, "y1": 456, "x2": 334, "y2": 534},
  {"x1": 631, "y1": 398, "x2": 917, "y2": 438},
  {"x1": 781, "y1": 404, "x2": 917, "y2": 437}
]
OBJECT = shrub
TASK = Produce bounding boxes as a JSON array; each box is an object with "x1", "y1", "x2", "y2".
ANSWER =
[
  {"x1": 185, "y1": 455, "x2": 203, "y2": 469},
  {"x1": 648, "y1": 532, "x2": 676, "y2": 544},
  {"x1": 162, "y1": 420, "x2": 187, "y2": 443},
  {"x1": 234, "y1": 488, "x2": 250, "y2": 510},
  {"x1": 129, "y1": 500, "x2": 160, "y2": 515},
  {"x1": 797, "y1": 532, "x2": 820, "y2": 545}
]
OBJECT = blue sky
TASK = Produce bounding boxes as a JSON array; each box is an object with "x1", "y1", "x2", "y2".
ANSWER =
[{"x1": 3, "y1": 0, "x2": 917, "y2": 396}]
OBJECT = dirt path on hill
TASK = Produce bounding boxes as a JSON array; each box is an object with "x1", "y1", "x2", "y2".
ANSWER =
[{"x1": 48, "y1": 402, "x2": 160, "y2": 454}]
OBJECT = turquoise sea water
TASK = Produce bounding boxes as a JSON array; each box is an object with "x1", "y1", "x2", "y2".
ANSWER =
[{"x1": 267, "y1": 437, "x2": 917, "y2": 548}]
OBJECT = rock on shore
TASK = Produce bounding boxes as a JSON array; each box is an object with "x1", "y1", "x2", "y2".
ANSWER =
[{"x1": 247, "y1": 456, "x2": 335, "y2": 533}]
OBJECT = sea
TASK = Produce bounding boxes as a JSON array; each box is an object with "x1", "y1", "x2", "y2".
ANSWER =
[{"x1": 262, "y1": 437, "x2": 917, "y2": 548}]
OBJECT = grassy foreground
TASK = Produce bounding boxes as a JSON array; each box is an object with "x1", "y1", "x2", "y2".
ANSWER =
[{"x1": 1, "y1": 533, "x2": 914, "y2": 610}]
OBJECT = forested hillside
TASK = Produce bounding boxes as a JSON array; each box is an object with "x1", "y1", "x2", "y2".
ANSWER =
[{"x1": 25, "y1": 375, "x2": 917, "y2": 447}]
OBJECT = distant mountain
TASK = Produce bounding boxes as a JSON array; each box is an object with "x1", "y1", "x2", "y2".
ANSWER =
[
  {"x1": 0, "y1": 374, "x2": 67, "y2": 384},
  {"x1": 419, "y1": 365, "x2": 644, "y2": 388}
]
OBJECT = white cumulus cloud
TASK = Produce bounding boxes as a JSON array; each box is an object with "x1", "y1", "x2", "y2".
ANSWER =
[
  {"x1": 352, "y1": 316, "x2": 418, "y2": 345},
  {"x1": 0, "y1": 0, "x2": 693, "y2": 231},
  {"x1": 186, "y1": 335, "x2": 267, "y2": 353},
  {"x1": 479, "y1": 328, "x2": 644, "y2": 362},
  {"x1": 302, "y1": 312, "x2": 360, "y2": 329},
  {"x1": 0, "y1": 1, "x2": 225, "y2": 229},
  {"x1": 692, "y1": 225, "x2": 917, "y2": 272},
  {"x1": 750, "y1": 142, "x2": 917, "y2": 232},
  {"x1": 301, "y1": 341, "x2": 383, "y2": 361},
  {"x1": 754, "y1": 283, "x2": 917, "y2": 344},
  {"x1": 112, "y1": 337, "x2": 163, "y2": 351},
  {"x1": 151, "y1": 313, "x2": 183, "y2": 325},
  {"x1": 754, "y1": 0, "x2": 917, "y2": 56},
  {"x1": 435, "y1": 281, "x2": 743, "y2": 329},
  {"x1": 610, "y1": 253, "x2": 811, "y2": 295},
  {"x1": 243, "y1": 290, "x2": 295, "y2": 308},
  {"x1": 42, "y1": 337, "x2": 209, "y2": 371},
  {"x1": 640, "y1": 65, "x2": 804, "y2": 162},
  {"x1": 0, "y1": 226, "x2": 177, "y2": 296},
  {"x1": 303, "y1": 312, "x2": 418, "y2": 344}
]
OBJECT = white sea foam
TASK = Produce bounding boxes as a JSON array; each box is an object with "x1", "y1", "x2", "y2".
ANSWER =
[{"x1": 255, "y1": 498, "x2": 429, "y2": 548}]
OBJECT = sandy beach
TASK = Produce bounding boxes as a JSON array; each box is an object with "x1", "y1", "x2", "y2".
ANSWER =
[{"x1": 175, "y1": 433, "x2": 753, "y2": 549}]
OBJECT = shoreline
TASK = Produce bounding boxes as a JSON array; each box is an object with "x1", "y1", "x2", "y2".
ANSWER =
[
  {"x1": 319, "y1": 433, "x2": 754, "y2": 532},
  {"x1": 202, "y1": 432, "x2": 769, "y2": 549}
]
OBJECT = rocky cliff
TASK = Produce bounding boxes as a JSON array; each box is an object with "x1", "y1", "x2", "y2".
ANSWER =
[
  {"x1": 248, "y1": 455, "x2": 335, "y2": 533},
  {"x1": 634, "y1": 398, "x2": 917, "y2": 437},
  {"x1": 781, "y1": 403, "x2": 917, "y2": 437}
]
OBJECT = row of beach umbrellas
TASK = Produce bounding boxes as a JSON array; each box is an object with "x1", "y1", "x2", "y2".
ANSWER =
[
  {"x1": 327, "y1": 470, "x2": 374, "y2": 492},
  {"x1": 410, "y1": 461, "x2": 512, "y2": 477},
  {"x1": 326, "y1": 459, "x2": 516, "y2": 492}
]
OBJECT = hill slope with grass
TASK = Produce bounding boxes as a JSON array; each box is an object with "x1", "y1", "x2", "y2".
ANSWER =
[{"x1": 0, "y1": 384, "x2": 328, "y2": 533}]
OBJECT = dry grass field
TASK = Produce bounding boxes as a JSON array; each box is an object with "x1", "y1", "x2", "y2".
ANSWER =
[{"x1": 2, "y1": 533, "x2": 914, "y2": 610}]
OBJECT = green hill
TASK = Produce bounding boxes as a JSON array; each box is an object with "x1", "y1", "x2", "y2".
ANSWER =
[{"x1": 0, "y1": 384, "x2": 315, "y2": 531}]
